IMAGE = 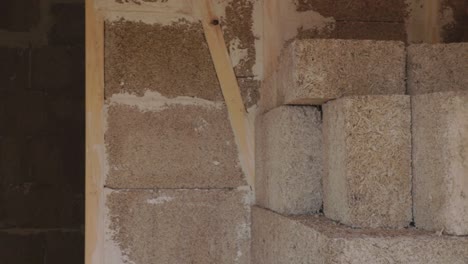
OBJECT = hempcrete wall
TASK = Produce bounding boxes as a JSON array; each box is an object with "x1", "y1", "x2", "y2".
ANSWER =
[
  {"x1": 102, "y1": 1, "x2": 259, "y2": 263},
  {"x1": 0, "y1": 1, "x2": 84, "y2": 263},
  {"x1": 100, "y1": 0, "x2": 468, "y2": 262}
]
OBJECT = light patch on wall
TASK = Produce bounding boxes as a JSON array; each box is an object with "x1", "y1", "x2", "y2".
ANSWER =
[
  {"x1": 146, "y1": 196, "x2": 175, "y2": 205},
  {"x1": 229, "y1": 38, "x2": 249, "y2": 68},
  {"x1": 107, "y1": 91, "x2": 224, "y2": 113},
  {"x1": 194, "y1": 117, "x2": 210, "y2": 132}
]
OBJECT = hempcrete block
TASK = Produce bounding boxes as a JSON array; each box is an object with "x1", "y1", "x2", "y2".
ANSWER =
[
  {"x1": 256, "y1": 106, "x2": 322, "y2": 214},
  {"x1": 408, "y1": 43, "x2": 468, "y2": 95},
  {"x1": 105, "y1": 102, "x2": 245, "y2": 188},
  {"x1": 105, "y1": 18, "x2": 259, "y2": 107},
  {"x1": 105, "y1": 20, "x2": 223, "y2": 100},
  {"x1": 276, "y1": 39, "x2": 405, "y2": 105},
  {"x1": 412, "y1": 91, "x2": 468, "y2": 235},
  {"x1": 252, "y1": 207, "x2": 468, "y2": 264},
  {"x1": 104, "y1": 189, "x2": 250, "y2": 264},
  {"x1": 105, "y1": 19, "x2": 222, "y2": 100},
  {"x1": 323, "y1": 95, "x2": 412, "y2": 228}
]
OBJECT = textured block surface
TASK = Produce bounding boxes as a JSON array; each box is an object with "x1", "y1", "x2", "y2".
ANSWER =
[
  {"x1": 412, "y1": 91, "x2": 468, "y2": 235},
  {"x1": 323, "y1": 95, "x2": 412, "y2": 228},
  {"x1": 276, "y1": 39, "x2": 405, "y2": 105},
  {"x1": 256, "y1": 106, "x2": 322, "y2": 215},
  {"x1": 252, "y1": 207, "x2": 468, "y2": 264},
  {"x1": 105, "y1": 101, "x2": 245, "y2": 188},
  {"x1": 105, "y1": 189, "x2": 250, "y2": 264},
  {"x1": 105, "y1": 19, "x2": 222, "y2": 100},
  {"x1": 408, "y1": 43, "x2": 468, "y2": 95}
]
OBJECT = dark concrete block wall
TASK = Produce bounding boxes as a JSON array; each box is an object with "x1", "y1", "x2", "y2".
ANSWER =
[{"x1": 0, "y1": 0, "x2": 84, "y2": 263}]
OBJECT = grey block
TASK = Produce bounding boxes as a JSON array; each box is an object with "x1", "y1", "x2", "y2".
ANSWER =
[
  {"x1": 256, "y1": 106, "x2": 322, "y2": 215},
  {"x1": 275, "y1": 39, "x2": 406, "y2": 105},
  {"x1": 412, "y1": 91, "x2": 468, "y2": 235},
  {"x1": 408, "y1": 43, "x2": 468, "y2": 95},
  {"x1": 323, "y1": 95, "x2": 412, "y2": 228},
  {"x1": 252, "y1": 207, "x2": 468, "y2": 264}
]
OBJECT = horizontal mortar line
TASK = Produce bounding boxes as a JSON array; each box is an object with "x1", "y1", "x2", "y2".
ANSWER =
[
  {"x1": 334, "y1": 19, "x2": 405, "y2": 24},
  {"x1": 104, "y1": 185, "x2": 241, "y2": 191}
]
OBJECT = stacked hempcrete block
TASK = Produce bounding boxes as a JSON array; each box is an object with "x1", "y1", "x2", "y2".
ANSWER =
[
  {"x1": 257, "y1": 39, "x2": 412, "y2": 227},
  {"x1": 272, "y1": 39, "x2": 406, "y2": 105},
  {"x1": 323, "y1": 95, "x2": 412, "y2": 228},
  {"x1": 255, "y1": 106, "x2": 323, "y2": 215},
  {"x1": 255, "y1": 39, "x2": 468, "y2": 263},
  {"x1": 102, "y1": 17, "x2": 255, "y2": 264},
  {"x1": 252, "y1": 207, "x2": 468, "y2": 264},
  {"x1": 409, "y1": 43, "x2": 468, "y2": 236}
]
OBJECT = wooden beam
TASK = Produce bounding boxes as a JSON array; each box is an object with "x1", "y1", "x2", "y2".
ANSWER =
[
  {"x1": 85, "y1": 0, "x2": 105, "y2": 263},
  {"x1": 406, "y1": 0, "x2": 442, "y2": 43},
  {"x1": 196, "y1": 0, "x2": 255, "y2": 188}
]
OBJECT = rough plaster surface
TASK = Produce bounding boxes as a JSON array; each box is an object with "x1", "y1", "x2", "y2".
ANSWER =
[
  {"x1": 256, "y1": 106, "x2": 322, "y2": 215},
  {"x1": 105, "y1": 93, "x2": 245, "y2": 188},
  {"x1": 105, "y1": 189, "x2": 251, "y2": 264},
  {"x1": 412, "y1": 91, "x2": 468, "y2": 235},
  {"x1": 408, "y1": 43, "x2": 468, "y2": 95},
  {"x1": 323, "y1": 95, "x2": 412, "y2": 229},
  {"x1": 222, "y1": 0, "x2": 257, "y2": 77},
  {"x1": 252, "y1": 207, "x2": 468, "y2": 264},
  {"x1": 275, "y1": 39, "x2": 406, "y2": 106}
]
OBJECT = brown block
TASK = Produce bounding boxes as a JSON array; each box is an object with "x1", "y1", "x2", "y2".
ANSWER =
[
  {"x1": 256, "y1": 106, "x2": 322, "y2": 214},
  {"x1": 49, "y1": 3, "x2": 85, "y2": 46},
  {"x1": 0, "y1": 0, "x2": 40, "y2": 31},
  {"x1": 296, "y1": 21, "x2": 406, "y2": 43},
  {"x1": 0, "y1": 183, "x2": 83, "y2": 228},
  {"x1": 105, "y1": 102, "x2": 245, "y2": 188},
  {"x1": 276, "y1": 39, "x2": 405, "y2": 105},
  {"x1": 323, "y1": 95, "x2": 412, "y2": 228},
  {"x1": 105, "y1": 19, "x2": 222, "y2": 100},
  {"x1": 105, "y1": 189, "x2": 250, "y2": 264},
  {"x1": 0, "y1": 137, "x2": 27, "y2": 187},
  {"x1": 1, "y1": 93, "x2": 47, "y2": 136},
  {"x1": 252, "y1": 207, "x2": 468, "y2": 264},
  {"x1": 0, "y1": 47, "x2": 29, "y2": 91},
  {"x1": 408, "y1": 43, "x2": 468, "y2": 95},
  {"x1": 333, "y1": 21, "x2": 407, "y2": 42},
  {"x1": 294, "y1": 0, "x2": 407, "y2": 22},
  {"x1": 412, "y1": 91, "x2": 468, "y2": 235},
  {"x1": 0, "y1": 232, "x2": 45, "y2": 264},
  {"x1": 223, "y1": 0, "x2": 257, "y2": 78},
  {"x1": 45, "y1": 231, "x2": 84, "y2": 264},
  {"x1": 31, "y1": 46, "x2": 84, "y2": 95}
]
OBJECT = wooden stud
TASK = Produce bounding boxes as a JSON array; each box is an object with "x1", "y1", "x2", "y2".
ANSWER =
[
  {"x1": 85, "y1": 0, "x2": 105, "y2": 263},
  {"x1": 196, "y1": 0, "x2": 255, "y2": 188}
]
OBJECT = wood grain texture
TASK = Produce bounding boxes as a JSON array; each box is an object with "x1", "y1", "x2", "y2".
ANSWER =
[
  {"x1": 85, "y1": 0, "x2": 105, "y2": 263},
  {"x1": 196, "y1": 0, "x2": 255, "y2": 188}
]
